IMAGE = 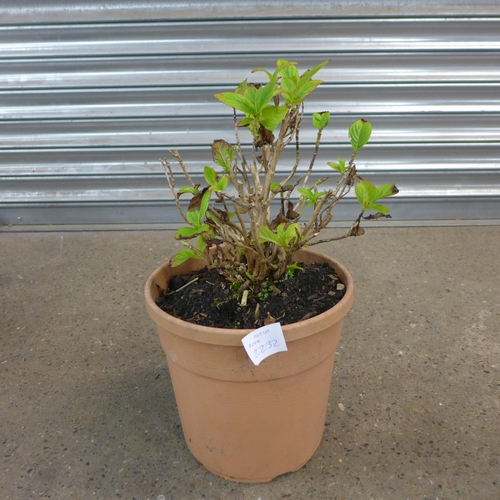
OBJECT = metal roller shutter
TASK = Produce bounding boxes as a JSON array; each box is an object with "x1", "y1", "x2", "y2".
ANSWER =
[{"x1": 1, "y1": 1, "x2": 499, "y2": 227}]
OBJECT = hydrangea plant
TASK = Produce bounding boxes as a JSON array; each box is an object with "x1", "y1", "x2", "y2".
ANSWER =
[{"x1": 161, "y1": 59, "x2": 398, "y2": 294}]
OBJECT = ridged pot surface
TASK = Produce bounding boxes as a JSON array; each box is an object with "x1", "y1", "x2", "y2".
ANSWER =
[{"x1": 145, "y1": 248, "x2": 354, "y2": 482}]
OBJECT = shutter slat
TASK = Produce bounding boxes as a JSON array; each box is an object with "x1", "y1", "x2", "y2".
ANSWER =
[
  {"x1": 2, "y1": 53, "x2": 500, "y2": 90},
  {"x1": 2, "y1": 19, "x2": 500, "y2": 58}
]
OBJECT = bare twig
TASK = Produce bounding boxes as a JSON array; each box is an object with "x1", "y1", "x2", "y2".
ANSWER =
[
  {"x1": 160, "y1": 157, "x2": 190, "y2": 224},
  {"x1": 166, "y1": 277, "x2": 199, "y2": 295},
  {"x1": 168, "y1": 149, "x2": 196, "y2": 187}
]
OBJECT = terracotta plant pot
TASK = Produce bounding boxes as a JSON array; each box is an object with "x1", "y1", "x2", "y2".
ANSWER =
[{"x1": 144, "y1": 248, "x2": 354, "y2": 483}]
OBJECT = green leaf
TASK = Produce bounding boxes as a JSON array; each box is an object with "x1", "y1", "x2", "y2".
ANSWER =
[
  {"x1": 365, "y1": 203, "x2": 390, "y2": 214},
  {"x1": 214, "y1": 175, "x2": 229, "y2": 191},
  {"x1": 238, "y1": 116, "x2": 254, "y2": 127},
  {"x1": 186, "y1": 210, "x2": 202, "y2": 227},
  {"x1": 251, "y1": 67, "x2": 274, "y2": 79},
  {"x1": 204, "y1": 166, "x2": 218, "y2": 186},
  {"x1": 175, "y1": 224, "x2": 210, "y2": 240},
  {"x1": 312, "y1": 111, "x2": 330, "y2": 129},
  {"x1": 244, "y1": 85, "x2": 260, "y2": 114},
  {"x1": 186, "y1": 190, "x2": 211, "y2": 228},
  {"x1": 279, "y1": 60, "x2": 327, "y2": 105},
  {"x1": 298, "y1": 60, "x2": 329, "y2": 86},
  {"x1": 355, "y1": 179, "x2": 377, "y2": 210},
  {"x1": 260, "y1": 105, "x2": 289, "y2": 132},
  {"x1": 355, "y1": 179, "x2": 398, "y2": 212},
  {"x1": 276, "y1": 59, "x2": 297, "y2": 76},
  {"x1": 265, "y1": 223, "x2": 301, "y2": 250},
  {"x1": 376, "y1": 183, "x2": 400, "y2": 200},
  {"x1": 259, "y1": 226, "x2": 282, "y2": 246},
  {"x1": 178, "y1": 185, "x2": 198, "y2": 195},
  {"x1": 199, "y1": 188, "x2": 211, "y2": 217},
  {"x1": 171, "y1": 249, "x2": 200, "y2": 267},
  {"x1": 197, "y1": 235, "x2": 207, "y2": 253},
  {"x1": 270, "y1": 182, "x2": 282, "y2": 193},
  {"x1": 280, "y1": 90, "x2": 296, "y2": 105},
  {"x1": 256, "y1": 77, "x2": 278, "y2": 111},
  {"x1": 349, "y1": 119, "x2": 372, "y2": 151},
  {"x1": 279, "y1": 223, "x2": 300, "y2": 247},
  {"x1": 311, "y1": 191, "x2": 325, "y2": 206},
  {"x1": 298, "y1": 187, "x2": 324, "y2": 206},
  {"x1": 327, "y1": 158, "x2": 346, "y2": 175},
  {"x1": 294, "y1": 79, "x2": 322, "y2": 102},
  {"x1": 287, "y1": 262, "x2": 304, "y2": 277},
  {"x1": 215, "y1": 92, "x2": 254, "y2": 114},
  {"x1": 280, "y1": 75, "x2": 297, "y2": 97},
  {"x1": 297, "y1": 187, "x2": 313, "y2": 198},
  {"x1": 211, "y1": 139, "x2": 234, "y2": 173},
  {"x1": 234, "y1": 79, "x2": 248, "y2": 94},
  {"x1": 280, "y1": 63, "x2": 300, "y2": 83}
]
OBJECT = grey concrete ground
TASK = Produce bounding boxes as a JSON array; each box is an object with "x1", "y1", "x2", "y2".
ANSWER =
[{"x1": 1, "y1": 227, "x2": 499, "y2": 500}]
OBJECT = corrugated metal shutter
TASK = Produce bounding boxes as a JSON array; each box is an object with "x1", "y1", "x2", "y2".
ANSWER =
[{"x1": 1, "y1": 2, "x2": 499, "y2": 227}]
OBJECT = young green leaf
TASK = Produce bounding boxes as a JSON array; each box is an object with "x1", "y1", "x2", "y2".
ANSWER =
[
  {"x1": 280, "y1": 74, "x2": 297, "y2": 96},
  {"x1": 256, "y1": 77, "x2": 278, "y2": 111},
  {"x1": 376, "y1": 183, "x2": 400, "y2": 200},
  {"x1": 178, "y1": 185, "x2": 199, "y2": 195},
  {"x1": 253, "y1": 60, "x2": 296, "y2": 81},
  {"x1": 312, "y1": 111, "x2": 330, "y2": 129},
  {"x1": 355, "y1": 179, "x2": 399, "y2": 212},
  {"x1": 261, "y1": 223, "x2": 300, "y2": 250},
  {"x1": 199, "y1": 188, "x2": 211, "y2": 217},
  {"x1": 311, "y1": 192, "x2": 325, "y2": 206},
  {"x1": 171, "y1": 249, "x2": 200, "y2": 267},
  {"x1": 197, "y1": 234, "x2": 207, "y2": 253},
  {"x1": 276, "y1": 59, "x2": 297, "y2": 76},
  {"x1": 238, "y1": 116, "x2": 254, "y2": 127},
  {"x1": 297, "y1": 187, "x2": 313, "y2": 198},
  {"x1": 355, "y1": 179, "x2": 378, "y2": 210},
  {"x1": 175, "y1": 224, "x2": 210, "y2": 240},
  {"x1": 280, "y1": 63, "x2": 300, "y2": 84},
  {"x1": 366, "y1": 203, "x2": 391, "y2": 214},
  {"x1": 278, "y1": 223, "x2": 300, "y2": 249},
  {"x1": 186, "y1": 189, "x2": 211, "y2": 227},
  {"x1": 186, "y1": 209, "x2": 202, "y2": 227},
  {"x1": 298, "y1": 187, "x2": 324, "y2": 206},
  {"x1": 215, "y1": 92, "x2": 254, "y2": 115},
  {"x1": 270, "y1": 182, "x2": 282, "y2": 193},
  {"x1": 298, "y1": 60, "x2": 329, "y2": 86},
  {"x1": 211, "y1": 139, "x2": 234, "y2": 173},
  {"x1": 327, "y1": 158, "x2": 347, "y2": 175},
  {"x1": 234, "y1": 79, "x2": 248, "y2": 94},
  {"x1": 260, "y1": 105, "x2": 289, "y2": 132},
  {"x1": 349, "y1": 119, "x2": 372, "y2": 151},
  {"x1": 244, "y1": 85, "x2": 259, "y2": 113},
  {"x1": 259, "y1": 226, "x2": 282, "y2": 246},
  {"x1": 204, "y1": 166, "x2": 218, "y2": 187},
  {"x1": 294, "y1": 79, "x2": 323, "y2": 103},
  {"x1": 214, "y1": 175, "x2": 229, "y2": 192},
  {"x1": 287, "y1": 262, "x2": 304, "y2": 277},
  {"x1": 251, "y1": 67, "x2": 274, "y2": 80}
]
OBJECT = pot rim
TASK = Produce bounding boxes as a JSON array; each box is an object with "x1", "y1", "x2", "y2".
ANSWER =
[{"x1": 145, "y1": 247, "x2": 354, "y2": 346}]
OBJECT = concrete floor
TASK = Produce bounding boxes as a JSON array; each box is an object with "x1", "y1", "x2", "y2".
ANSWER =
[{"x1": 1, "y1": 227, "x2": 499, "y2": 500}]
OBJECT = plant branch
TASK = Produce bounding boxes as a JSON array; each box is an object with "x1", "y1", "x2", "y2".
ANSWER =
[
  {"x1": 302, "y1": 126, "x2": 323, "y2": 189},
  {"x1": 168, "y1": 150, "x2": 196, "y2": 187},
  {"x1": 160, "y1": 157, "x2": 190, "y2": 224}
]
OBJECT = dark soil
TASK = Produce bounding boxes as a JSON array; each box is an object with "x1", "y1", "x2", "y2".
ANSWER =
[{"x1": 155, "y1": 263, "x2": 346, "y2": 329}]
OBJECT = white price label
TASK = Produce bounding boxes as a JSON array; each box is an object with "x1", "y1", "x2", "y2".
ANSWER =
[{"x1": 241, "y1": 322, "x2": 288, "y2": 366}]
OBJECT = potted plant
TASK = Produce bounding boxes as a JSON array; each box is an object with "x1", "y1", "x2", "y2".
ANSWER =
[{"x1": 145, "y1": 59, "x2": 398, "y2": 482}]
